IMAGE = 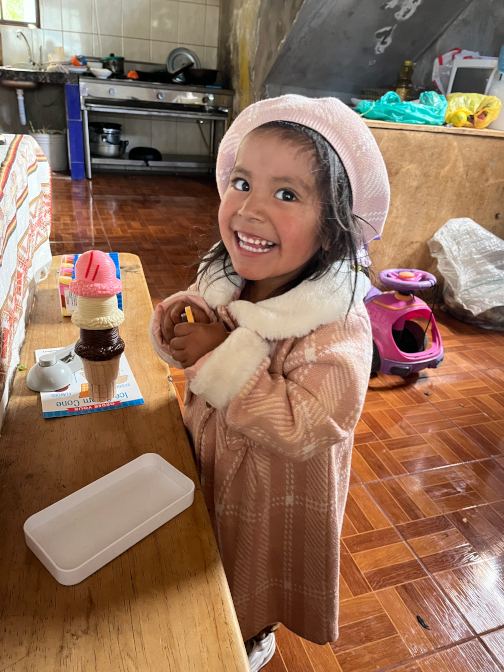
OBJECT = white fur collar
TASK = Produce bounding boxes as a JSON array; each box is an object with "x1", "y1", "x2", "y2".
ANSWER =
[{"x1": 198, "y1": 259, "x2": 371, "y2": 340}]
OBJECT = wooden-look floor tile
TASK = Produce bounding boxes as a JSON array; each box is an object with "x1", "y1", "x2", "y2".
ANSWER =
[
  {"x1": 274, "y1": 626, "x2": 316, "y2": 672},
  {"x1": 436, "y1": 555, "x2": 504, "y2": 633},
  {"x1": 339, "y1": 545, "x2": 373, "y2": 598},
  {"x1": 343, "y1": 527, "x2": 402, "y2": 554},
  {"x1": 338, "y1": 593, "x2": 384, "y2": 626},
  {"x1": 392, "y1": 639, "x2": 501, "y2": 671},
  {"x1": 334, "y1": 634, "x2": 411, "y2": 672},
  {"x1": 301, "y1": 637, "x2": 343, "y2": 671},
  {"x1": 352, "y1": 427, "x2": 488, "y2": 483},
  {"x1": 481, "y1": 628, "x2": 504, "y2": 665},
  {"x1": 464, "y1": 422, "x2": 504, "y2": 456},
  {"x1": 376, "y1": 576, "x2": 472, "y2": 656},
  {"x1": 367, "y1": 461, "x2": 504, "y2": 527},
  {"x1": 331, "y1": 612, "x2": 396, "y2": 655},
  {"x1": 343, "y1": 485, "x2": 392, "y2": 537},
  {"x1": 263, "y1": 649, "x2": 289, "y2": 672}
]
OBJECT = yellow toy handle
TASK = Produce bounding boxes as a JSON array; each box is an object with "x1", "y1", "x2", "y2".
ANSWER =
[{"x1": 184, "y1": 306, "x2": 194, "y2": 323}]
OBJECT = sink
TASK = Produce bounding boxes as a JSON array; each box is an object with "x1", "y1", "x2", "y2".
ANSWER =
[
  {"x1": 3, "y1": 63, "x2": 37, "y2": 70},
  {"x1": 1, "y1": 80, "x2": 37, "y2": 89}
]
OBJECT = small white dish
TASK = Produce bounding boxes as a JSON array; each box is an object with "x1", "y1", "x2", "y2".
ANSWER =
[
  {"x1": 26, "y1": 353, "x2": 73, "y2": 392},
  {"x1": 66, "y1": 65, "x2": 88, "y2": 73},
  {"x1": 90, "y1": 68, "x2": 112, "y2": 79}
]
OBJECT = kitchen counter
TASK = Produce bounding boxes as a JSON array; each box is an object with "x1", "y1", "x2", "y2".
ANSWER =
[
  {"x1": 364, "y1": 119, "x2": 504, "y2": 278},
  {"x1": 0, "y1": 67, "x2": 78, "y2": 85},
  {"x1": 0, "y1": 254, "x2": 250, "y2": 672}
]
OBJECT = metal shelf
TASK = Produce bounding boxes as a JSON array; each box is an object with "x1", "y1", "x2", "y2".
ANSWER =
[
  {"x1": 84, "y1": 101, "x2": 228, "y2": 120},
  {"x1": 90, "y1": 154, "x2": 214, "y2": 171}
]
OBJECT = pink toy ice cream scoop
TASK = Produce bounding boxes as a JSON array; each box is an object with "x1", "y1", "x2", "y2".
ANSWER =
[{"x1": 70, "y1": 250, "x2": 122, "y2": 297}]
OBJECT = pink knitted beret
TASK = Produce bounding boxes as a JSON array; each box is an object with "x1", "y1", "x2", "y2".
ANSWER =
[{"x1": 216, "y1": 94, "x2": 390, "y2": 243}]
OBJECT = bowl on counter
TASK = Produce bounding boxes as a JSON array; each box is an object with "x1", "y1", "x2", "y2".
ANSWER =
[
  {"x1": 66, "y1": 65, "x2": 88, "y2": 73},
  {"x1": 90, "y1": 68, "x2": 112, "y2": 79}
]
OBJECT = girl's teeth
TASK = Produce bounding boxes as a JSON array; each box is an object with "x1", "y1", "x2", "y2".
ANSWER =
[
  {"x1": 237, "y1": 232, "x2": 274, "y2": 247},
  {"x1": 238, "y1": 240, "x2": 273, "y2": 253}
]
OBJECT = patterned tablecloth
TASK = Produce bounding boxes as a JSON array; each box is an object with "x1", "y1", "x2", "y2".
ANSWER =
[{"x1": 0, "y1": 135, "x2": 52, "y2": 428}]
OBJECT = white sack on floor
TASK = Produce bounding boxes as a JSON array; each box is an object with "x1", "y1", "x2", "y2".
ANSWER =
[{"x1": 428, "y1": 218, "x2": 504, "y2": 330}]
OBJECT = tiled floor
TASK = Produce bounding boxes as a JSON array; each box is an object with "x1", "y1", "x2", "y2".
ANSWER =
[{"x1": 51, "y1": 173, "x2": 504, "y2": 672}]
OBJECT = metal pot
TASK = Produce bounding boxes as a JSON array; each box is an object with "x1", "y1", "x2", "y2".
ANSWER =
[
  {"x1": 101, "y1": 53, "x2": 124, "y2": 75},
  {"x1": 89, "y1": 122, "x2": 123, "y2": 145},
  {"x1": 90, "y1": 139, "x2": 129, "y2": 158}
]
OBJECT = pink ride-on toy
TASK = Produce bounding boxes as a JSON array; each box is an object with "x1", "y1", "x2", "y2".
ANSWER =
[{"x1": 365, "y1": 268, "x2": 444, "y2": 377}]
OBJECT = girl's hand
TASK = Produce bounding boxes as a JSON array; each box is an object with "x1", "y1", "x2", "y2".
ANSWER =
[
  {"x1": 160, "y1": 301, "x2": 210, "y2": 344},
  {"x1": 170, "y1": 322, "x2": 229, "y2": 368}
]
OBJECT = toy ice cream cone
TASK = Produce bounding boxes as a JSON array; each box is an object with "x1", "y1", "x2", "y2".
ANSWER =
[
  {"x1": 69, "y1": 251, "x2": 125, "y2": 403},
  {"x1": 81, "y1": 355, "x2": 121, "y2": 402}
]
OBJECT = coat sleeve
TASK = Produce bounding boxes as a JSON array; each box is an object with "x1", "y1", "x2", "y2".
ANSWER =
[
  {"x1": 148, "y1": 286, "x2": 217, "y2": 368},
  {"x1": 188, "y1": 309, "x2": 372, "y2": 461}
]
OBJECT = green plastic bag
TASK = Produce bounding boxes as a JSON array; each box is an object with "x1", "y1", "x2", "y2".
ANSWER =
[{"x1": 356, "y1": 91, "x2": 447, "y2": 126}]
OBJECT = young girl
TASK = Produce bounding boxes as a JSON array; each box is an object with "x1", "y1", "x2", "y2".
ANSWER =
[{"x1": 149, "y1": 95, "x2": 389, "y2": 670}]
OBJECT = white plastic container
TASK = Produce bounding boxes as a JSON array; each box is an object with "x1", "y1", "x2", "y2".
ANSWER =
[
  {"x1": 24, "y1": 453, "x2": 195, "y2": 585},
  {"x1": 485, "y1": 68, "x2": 504, "y2": 131},
  {"x1": 30, "y1": 132, "x2": 68, "y2": 172}
]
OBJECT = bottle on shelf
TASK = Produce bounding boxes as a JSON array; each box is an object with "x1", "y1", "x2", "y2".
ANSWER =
[{"x1": 396, "y1": 61, "x2": 414, "y2": 102}]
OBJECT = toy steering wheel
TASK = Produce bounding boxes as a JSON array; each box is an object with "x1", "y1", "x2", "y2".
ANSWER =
[{"x1": 379, "y1": 268, "x2": 437, "y2": 292}]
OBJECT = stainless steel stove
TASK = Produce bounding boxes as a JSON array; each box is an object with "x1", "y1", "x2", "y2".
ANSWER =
[{"x1": 79, "y1": 77, "x2": 234, "y2": 178}]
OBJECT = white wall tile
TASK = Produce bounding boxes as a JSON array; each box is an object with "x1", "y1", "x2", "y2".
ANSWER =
[
  {"x1": 204, "y1": 5, "x2": 218, "y2": 47},
  {"x1": 151, "y1": 0, "x2": 178, "y2": 42},
  {"x1": 62, "y1": 0, "x2": 93, "y2": 33},
  {"x1": 93, "y1": 34, "x2": 123, "y2": 59},
  {"x1": 181, "y1": 43, "x2": 204, "y2": 67},
  {"x1": 203, "y1": 46, "x2": 217, "y2": 69},
  {"x1": 1, "y1": 0, "x2": 220, "y2": 67},
  {"x1": 150, "y1": 40, "x2": 177, "y2": 65},
  {"x1": 0, "y1": 25, "x2": 34, "y2": 65},
  {"x1": 123, "y1": 37, "x2": 150, "y2": 61},
  {"x1": 42, "y1": 0, "x2": 63, "y2": 31},
  {"x1": 41, "y1": 29, "x2": 64, "y2": 61},
  {"x1": 93, "y1": 1, "x2": 123, "y2": 38},
  {"x1": 176, "y1": 119, "x2": 205, "y2": 155},
  {"x1": 123, "y1": 116, "x2": 152, "y2": 149},
  {"x1": 31, "y1": 28, "x2": 44, "y2": 63},
  {"x1": 89, "y1": 113, "x2": 126, "y2": 128},
  {"x1": 151, "y1": 119, "x2": 177, "y2": 154},
  {"x1": 178, "y1": 3, "x2": 206, "y2": 46},
  {"x1": 62, "y1": 31, "x2": 93, "y2": 60},
  {"x1": 123, "y1": 0, "x2": 150, "y2": 39}
]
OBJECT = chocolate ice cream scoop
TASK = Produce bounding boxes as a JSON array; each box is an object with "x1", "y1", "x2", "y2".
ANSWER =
[{"x1": 75, "y1": 327, "x2": 125, "y2": 362}]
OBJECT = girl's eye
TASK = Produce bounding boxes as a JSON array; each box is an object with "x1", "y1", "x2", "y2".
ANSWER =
[
  {"x1": 274, "y1": 189, "x2": 297, "y2": 202},
  {"x1": 234, "y1": 178, "x2": 250, "y2": 192}
]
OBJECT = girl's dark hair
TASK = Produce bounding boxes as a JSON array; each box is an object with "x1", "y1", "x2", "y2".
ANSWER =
[{"x1": 197, "y1": 120, "x2": 371, "y2": 307}]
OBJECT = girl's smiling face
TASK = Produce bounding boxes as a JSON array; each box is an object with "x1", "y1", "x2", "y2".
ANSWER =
[{"x1": 218, "y1": 129, "x2": 322, "y2": 295}]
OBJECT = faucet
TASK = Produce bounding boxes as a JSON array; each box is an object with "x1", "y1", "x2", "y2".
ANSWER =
[{"x1": 16, "y1": 31, "x2": 35, "y2": 67}]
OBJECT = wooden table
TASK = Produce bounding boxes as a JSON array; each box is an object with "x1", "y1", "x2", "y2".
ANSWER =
[{"x1": 0, "y1": 255, "x2": 249, "y2": 672}]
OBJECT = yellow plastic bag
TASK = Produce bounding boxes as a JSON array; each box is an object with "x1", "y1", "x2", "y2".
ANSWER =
[{"x1": 445, "y1": 93, "x2": 502, "y2": 129}]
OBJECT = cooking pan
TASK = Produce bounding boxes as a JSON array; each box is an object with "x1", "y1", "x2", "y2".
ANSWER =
[
  {"x1": 184, "y1": 69, "x2": 218, "y2": 86},
  {"x1": 130, "y1": 62, "x2": 193, "y2": 85}
]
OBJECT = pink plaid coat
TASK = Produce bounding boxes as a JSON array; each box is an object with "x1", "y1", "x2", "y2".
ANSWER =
[{"x1": 149, "y1": 261, "x2": 372, "y2": 644}]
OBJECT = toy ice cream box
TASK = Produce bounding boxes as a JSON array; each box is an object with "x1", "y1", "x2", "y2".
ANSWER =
[{"x1": 59, "y1": 253, "x2": 123, "y2": 316}]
